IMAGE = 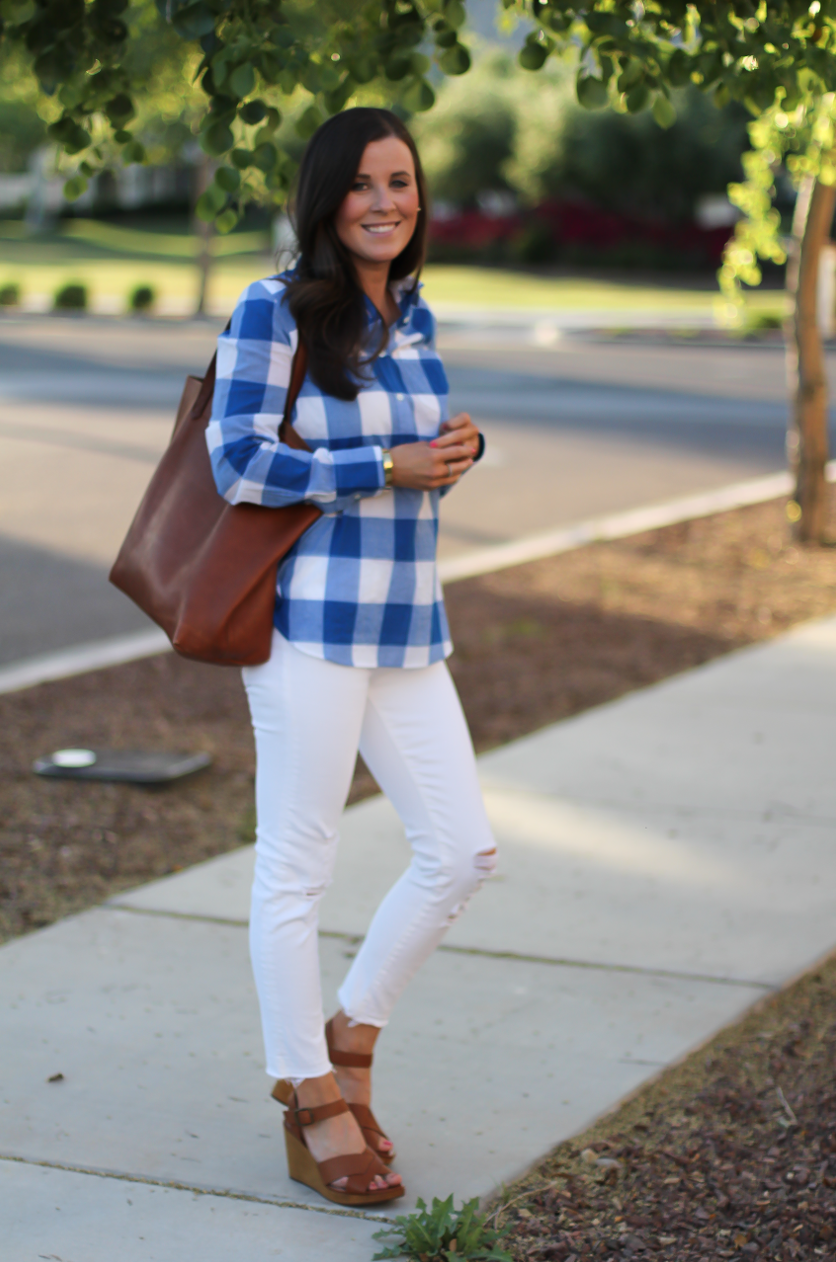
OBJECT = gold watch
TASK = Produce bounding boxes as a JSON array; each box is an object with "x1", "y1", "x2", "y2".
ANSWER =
[{"x1": 382, "y1": 448, "x2": 394, "y2": 488}]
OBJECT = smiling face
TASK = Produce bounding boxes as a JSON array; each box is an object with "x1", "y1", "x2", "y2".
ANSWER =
[{"x1": 333, "y1": 136, "x2": 420, "y2": 269}]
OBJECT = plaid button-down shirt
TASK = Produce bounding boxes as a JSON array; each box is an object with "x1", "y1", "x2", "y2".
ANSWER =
[{"x1": 207, "y1": 273, "x2": 454, "y2": 668}]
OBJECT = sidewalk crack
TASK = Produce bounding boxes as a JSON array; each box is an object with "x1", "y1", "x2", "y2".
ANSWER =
[
  {"x1": 0, "y1": 1152, "x2": 396, "y2": 1224},
  {"x1": 103, "y1": 902, "x2": 776, "y2": 990}
]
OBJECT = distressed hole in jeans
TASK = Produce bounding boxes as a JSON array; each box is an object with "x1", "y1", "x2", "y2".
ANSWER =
[
  {"x1": 445, "y1": 848, "x2": 498, "y2": 925},
  {"x1": 475, "y1": 847, "x2": 498, "y2": 879}
]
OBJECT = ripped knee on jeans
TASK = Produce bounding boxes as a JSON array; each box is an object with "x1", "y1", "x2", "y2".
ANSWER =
[
  {"x1": 474, "y1": 846, "x2": 498, "y2": 879},
  {"x1": 444, "y1": 847, "x2": 498, "y2": 926}
]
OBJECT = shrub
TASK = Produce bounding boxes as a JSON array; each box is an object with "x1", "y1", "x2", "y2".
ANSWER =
[
  {"x1": 412, "y1": 47, "x2": 750, "y2": 227},
  {"x1": 746, "y1": 310, "x2": 783, "y2": 332},
  {"x1": 0, "y1": 282, "x2": 20, "y2": 307},
  {"x1": 129, "y1": 284, "x2": 156, "y2": 313},
  {"x1": 54, "y1": 283, "x2": 88, "y2": 311}
]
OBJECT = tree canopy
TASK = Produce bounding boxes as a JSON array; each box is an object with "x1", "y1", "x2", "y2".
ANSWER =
[{"x1": 1, "y1": 2, "x2": 832, "y2": 235}]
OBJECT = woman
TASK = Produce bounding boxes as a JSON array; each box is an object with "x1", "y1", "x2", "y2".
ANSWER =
[{"x1": 207, "y1": 107, "x2": 497, "y2": 1207}]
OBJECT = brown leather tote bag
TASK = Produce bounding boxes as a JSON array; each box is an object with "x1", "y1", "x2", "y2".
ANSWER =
[{"x1": 109, "y1": 342, "x2": 321, "y2": 667}]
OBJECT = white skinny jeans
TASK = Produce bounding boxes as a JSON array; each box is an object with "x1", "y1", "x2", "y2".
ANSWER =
[{"x1": 242, "y1": 631, "x2": 496, "y2": 1081}]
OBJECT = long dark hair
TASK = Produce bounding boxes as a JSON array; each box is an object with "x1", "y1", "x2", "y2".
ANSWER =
[{"x1": 284, "y1": 108, "x2": 428, "y2": 401}]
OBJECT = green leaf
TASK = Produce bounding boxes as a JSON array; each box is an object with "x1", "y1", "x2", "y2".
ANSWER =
[
  {"x1": 652, "y1": 93, "x2": 676, "y2": 128},
  {"x1": 196, "y1": 184, "x2": 226, "y2": 221},
  {"x1": 317, "y1": 60, "x2": 341, "y2": 92},
  {"x1": 239, "y1": 97, "x2": 267, "y2": 125},
  {"x1": 252, "y1": 140, "x2": 278, "y2": 171},
  {"x1": 443, "y1": 0, "x2": 466, "y2": 30},
  {"x1": 518, "y1": 41, "x2": 549, "y2": 71},
  {"x1": 215, "y1": 206, "x2": 239, "y2": 234},
  {"x1": 228, "y1": 62, "x2": 255, "y2": 99},
  {"x1": 401, "y1": 77, "x2": 435, "y2": 113},
  {"x1": 409, "y1": 52, "x2": 431, "y2": 76},
  {"x1": 667, "y1": 48, "x2": 692, "y2": 88},
  {"x1": 576, "y1": 73, "x2": 608, "y2": 109},
  {"x1": 323, "y1": 81, "x2": 353, "y2": 115},
  {"x1": 616, "y1": 59, "x2": 644, "y2": 92},
  {"x1": 625, "y1": 82, "x2": 651, "y2": 113},
  {"x1": 347, "y1": 56, "x2": 376, "y2": 84},
  {"x1": 698, "y1": 50, "x2": 723, "y2": 86},
  {"x1": 585, "y1": 11, "x2": 629, "y2": 38},
  {"x1": 49, "y1": 117, "x2": 91, "y2": 154},
  {"x1": 122, "y1": 139, "x2": 146, "y2": 163},
  {"x1": 172, "y1": 1, "x2": 216, "y2": 40},
  {"x1": 113, "y1": 129, "x2": 132, "y2": 144},
  {"x1": 63, "y1": 175, "x2": 88, "y2": 201},
  {"x1": 230, "y1": 147, "x2": 253, "y2": 169},
  {"x1": 105, "y1": 93, "x2": 134, "y2": 124},
  {"x1": 438, "y1": 43, "x2": 470, "y2": 75},
  {"x1": 433, "y1": 21, "x2": 458, "y2": 50},
  {"x1": 295, "y1": 104, "x2": 322, "y2": 140},
  {"x1": 396, "y1": 28, "x2": 424, "y2": 55},
  {"x1": 385, "y1": 54, "x2": 412, "y2": 81},
  {"x1": 215, "y1": 165, "x2": 240, "y2": 192},
  {"x1": 200, "y1": 120, "x2": 234, "y2": 155},
  {"x1": 258, "y1": 52, "x2": 285, "y2": 82},
  {"x1": 301, "y1": 63, "x2": 321, "y2": 93}
]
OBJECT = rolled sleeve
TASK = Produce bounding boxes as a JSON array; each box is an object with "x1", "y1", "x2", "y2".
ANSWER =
[{"x1": 207, "y1": 281, "x2": 388, "y2": 510}]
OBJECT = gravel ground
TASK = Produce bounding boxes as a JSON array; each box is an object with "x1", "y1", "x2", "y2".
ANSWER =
[
  {"x1": 2, "y1": 489, "x2": 836, "y2": 947},
  {"x1": 498, "y1": 947, "x2": 836, "y2": 1262}
]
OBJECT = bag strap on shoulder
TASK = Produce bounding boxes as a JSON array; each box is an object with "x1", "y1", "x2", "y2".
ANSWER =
[
  {"x1": 279, "y1": 340, "x2": 309, "y2": 450},
  {"x1": 188, "y1": 330, "x2": 309, "y2": 451}
]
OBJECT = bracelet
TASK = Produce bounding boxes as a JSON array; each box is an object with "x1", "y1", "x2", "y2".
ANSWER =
[{"x1": 381, "y1": 448, "x2": 394, "y2": 488}]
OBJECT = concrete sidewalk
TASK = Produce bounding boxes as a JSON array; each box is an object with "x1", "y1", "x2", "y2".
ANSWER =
[{"x1": 5, "y1": 615, "x2": 836, "y2": 1260}]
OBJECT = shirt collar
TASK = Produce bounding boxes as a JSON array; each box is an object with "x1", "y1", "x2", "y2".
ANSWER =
[{"x1": 280, "y1": 267, "x2": 422, "y2": 330}]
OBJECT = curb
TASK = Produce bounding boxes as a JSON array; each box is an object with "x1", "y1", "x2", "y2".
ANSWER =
[{"x1": 2, "y1": 463, "x2": 833, "y2": 698}]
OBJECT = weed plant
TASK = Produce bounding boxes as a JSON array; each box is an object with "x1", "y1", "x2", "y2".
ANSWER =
[{"x1": 372, "y1": 1195, "x2": 512, "y2": 1262}]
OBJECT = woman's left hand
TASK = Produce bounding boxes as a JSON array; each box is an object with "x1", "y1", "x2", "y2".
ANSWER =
[{"x1": 432, "y1": 412, "x2": 480, "y2": 459}]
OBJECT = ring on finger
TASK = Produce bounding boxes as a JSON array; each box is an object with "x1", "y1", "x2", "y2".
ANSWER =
[{"x1": 446, "y1": 461, "x2": 453, "y2": 477}]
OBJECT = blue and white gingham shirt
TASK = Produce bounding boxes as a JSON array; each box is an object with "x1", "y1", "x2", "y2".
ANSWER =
[{"x1": 207, "y1": 273, "x2": 454, "y2": 668}]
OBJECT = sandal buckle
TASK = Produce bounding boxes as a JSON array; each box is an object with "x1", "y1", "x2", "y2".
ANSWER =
[{"x1": 294, "y1": 1106, "x2": 315, "y2": 1126}]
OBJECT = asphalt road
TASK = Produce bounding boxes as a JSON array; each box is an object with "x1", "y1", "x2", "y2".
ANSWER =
[{"x1": 0, "y1": 315, "x2": 828, "y2": 667}]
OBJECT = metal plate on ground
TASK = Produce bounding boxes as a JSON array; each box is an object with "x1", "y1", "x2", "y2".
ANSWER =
[{"x1": 33, "y1": 749, "x2": 212, "y2": 784}]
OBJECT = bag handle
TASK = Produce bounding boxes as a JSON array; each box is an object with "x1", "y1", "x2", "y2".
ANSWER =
[
  {"x1": 189, "y1": 334, "x2": 309, "y2": 451},
  {"x1": 279, "y1": 340, "x2": 310, "y2": 451}
]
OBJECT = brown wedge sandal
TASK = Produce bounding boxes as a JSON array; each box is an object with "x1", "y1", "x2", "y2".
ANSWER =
[
  {"x1": 273, "y1": 1021, "x2": 397, "y2": 1164},
  {"x1": 325, "y1": 1016, "x2": 396, "y2": 1164},
  {"x1": 273, "y1": 1085, "x2": 404, "y2": 1207}
]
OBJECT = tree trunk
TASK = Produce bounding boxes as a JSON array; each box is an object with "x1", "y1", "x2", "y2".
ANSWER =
[
  {"x1": 193, "y1": 156, "x2": 214, "y2": 318},
  {"x1": 785, "y1": 172, "x2": 835, "y2": 543}
]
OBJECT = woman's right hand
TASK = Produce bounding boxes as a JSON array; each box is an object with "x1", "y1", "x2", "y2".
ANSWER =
[{"x1": 389, "y1": 440, "x2": 474, "y2": 491}]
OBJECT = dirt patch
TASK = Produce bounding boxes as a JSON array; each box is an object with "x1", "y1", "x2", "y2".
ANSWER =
[
  {"x1": 2, "y1": 490, "x2": 836, "y2": 944},
  {"x1": 499, "y1": 948, "x2": 836, "y2": 1262},
  {"x1": 444, "y1": 489, "x2": 836, "y2": 751}
]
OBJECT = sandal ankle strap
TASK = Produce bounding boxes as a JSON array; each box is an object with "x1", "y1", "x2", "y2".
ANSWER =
[
  {"x1": 290, "y1": 1097, "x2": 350, "y2": 1127},
  {"x1": 325, "y1": 1018, "x2": 373, "y2": 1069},
  {"x1": 329, "y1": 1047, "x2": 373, "y2": 1068}
]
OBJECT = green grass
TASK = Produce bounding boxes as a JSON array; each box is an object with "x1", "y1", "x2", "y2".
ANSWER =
[
  {"x1": 0, "y1": 220, "x2": 788, "y2": 320},
  {"x1": 421, "y1": 264, "x2": 787, "y2": 317},
  {"x1": 0, "y1": 223, "x2": 268, "y2": 312}
]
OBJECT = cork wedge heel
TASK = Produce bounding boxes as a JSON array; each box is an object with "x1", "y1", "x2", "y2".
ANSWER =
[
  {"x1": 274, "y1": 1088, "x2": 405, "y2": 1208},
  {"x1": 272, "y1": 1018, "x2": 397, "y2": 1165}
]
